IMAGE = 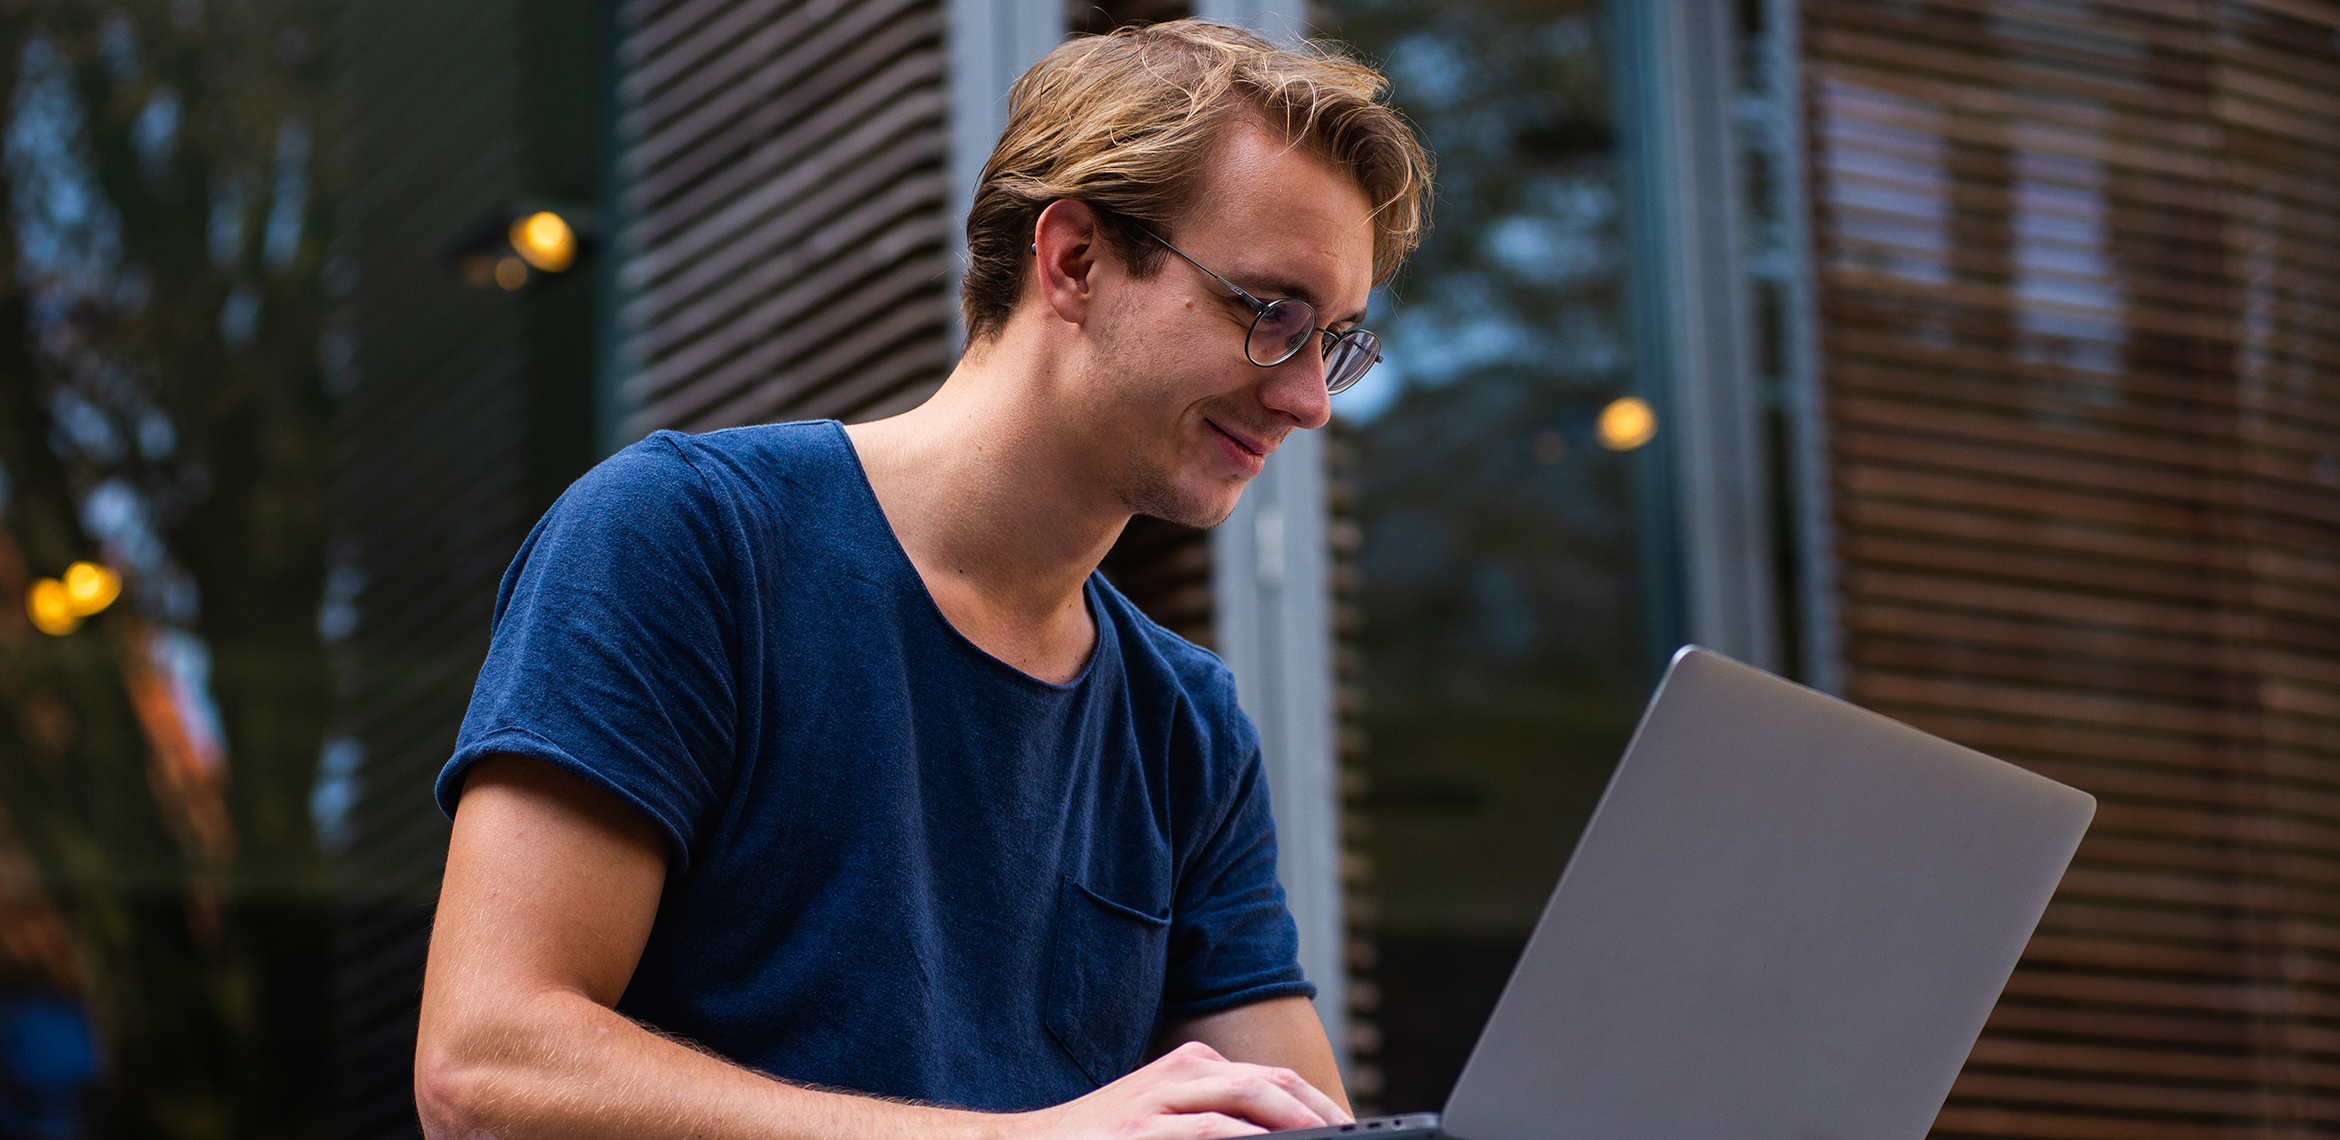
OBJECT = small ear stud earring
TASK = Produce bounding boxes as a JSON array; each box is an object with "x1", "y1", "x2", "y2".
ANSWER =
[{"x1": 1029, "y1": 244, "x2": 1038, "y2": 254}]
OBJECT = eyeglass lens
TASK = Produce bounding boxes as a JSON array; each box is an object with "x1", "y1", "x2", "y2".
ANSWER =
[
  {"x1": 1244, "y1": 299, "x2": 1381, "y2": 395},
  {"x1": 1245, "y1": 300, "x2": 1317, "y2": 367},
  {"x1": 1325, "y1": 329, "x2": 1380, "y2": 395}
]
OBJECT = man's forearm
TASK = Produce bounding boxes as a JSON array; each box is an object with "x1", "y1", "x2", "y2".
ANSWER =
[{"x1": 416, "y1": 989, "x2": 999, "y2": 1140}]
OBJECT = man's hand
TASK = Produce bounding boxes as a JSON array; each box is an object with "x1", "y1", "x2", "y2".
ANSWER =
[
  {"x1": 1011, "y1": 1041, "x2": 1352, "y2": 1140},
  {"x1": 1157, "y1": 996, "x2": 1350, "y2": 1119}
]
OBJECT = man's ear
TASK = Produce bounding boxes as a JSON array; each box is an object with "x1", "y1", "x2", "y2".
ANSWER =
[{"x1": 1033, "y1": 199, "x2": 1107, "y2": 327}]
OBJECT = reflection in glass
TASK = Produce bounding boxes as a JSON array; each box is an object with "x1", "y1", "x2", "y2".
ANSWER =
[{"x1": 1320, "y1": 0, "x2": 1646, "y2": 1112}]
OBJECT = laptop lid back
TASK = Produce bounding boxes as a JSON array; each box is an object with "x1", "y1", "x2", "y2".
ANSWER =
[{"x1": 1441, "y1": 647, "x2": 2094, "y2": 1140}]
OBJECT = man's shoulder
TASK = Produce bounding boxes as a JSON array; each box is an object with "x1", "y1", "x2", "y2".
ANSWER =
[
  {"x1": 632, "y1": 421, "x2": 846, "y2": 487},
  {"x1": 1090, "y1": 576, "x2": 1248, "y2": 732},
  {"x1": 570, "y1": 421, "x2": 850, "y2": 516},
  {"x1": 514, "y1": 421, "x2": 859, "y2": 588}
]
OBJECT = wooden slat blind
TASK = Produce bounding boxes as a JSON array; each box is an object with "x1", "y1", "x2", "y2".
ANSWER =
[
  {"x1": 1803, "y1": 1, "x2": 2340, "y2": 1136},
  {"x1": 613, "y1": 0, "x2": 955, "y2": 431}
]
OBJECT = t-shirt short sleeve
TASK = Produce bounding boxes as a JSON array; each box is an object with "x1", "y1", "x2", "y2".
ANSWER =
[
  {"x1": 437, "y1": 434, "x2": 745, "y2": 870},
  {"x1": 1161, "y1": 671, "x2": 1317, "y2": 1017}
]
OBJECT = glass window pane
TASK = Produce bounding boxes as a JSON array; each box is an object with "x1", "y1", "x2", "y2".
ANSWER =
[{"x1": 1317, "y1": 0, "x2": 1652, "y2": 1114}]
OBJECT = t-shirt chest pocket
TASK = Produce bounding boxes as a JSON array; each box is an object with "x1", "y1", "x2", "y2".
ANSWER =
[{"x1": 1044, "y1": 876, "x2": 1172, "y2": 1086}]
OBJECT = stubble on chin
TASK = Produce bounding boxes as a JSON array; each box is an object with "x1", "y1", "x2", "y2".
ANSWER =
[{"x1": 1113, "y1": 443, "x2": 1242, "y2": 530}]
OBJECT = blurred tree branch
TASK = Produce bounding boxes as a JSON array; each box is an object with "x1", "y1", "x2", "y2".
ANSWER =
[{"x1": 0, "y1": 0, "x2": 338, "y2": 1133}]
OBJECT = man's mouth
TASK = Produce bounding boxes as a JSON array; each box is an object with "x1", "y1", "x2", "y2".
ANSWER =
[{"x1": 1207, "y1": 419, "x2": 1273, "y2": 458}]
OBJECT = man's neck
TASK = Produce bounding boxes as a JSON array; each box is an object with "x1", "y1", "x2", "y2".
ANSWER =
[{"x1": 842, "y1": 339, "x2": 1125, "y2": 686}]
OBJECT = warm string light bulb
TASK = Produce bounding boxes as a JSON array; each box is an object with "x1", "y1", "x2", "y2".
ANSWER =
[
  {"x1": 508, "y1": 211, "x2": 577, "y2": 273},
  {"x1": 27, "y1": 579, "x2": 77, "y2": 635},
  {"x1": 1597, "y1": 396, "x2": 1657, "y2": 451},
  {"x1": 26, "y1": 560, "x2": 121, "y2": 636},
  {"x1": 64, "y1": 561, "x2": 120, "y2": 613}
]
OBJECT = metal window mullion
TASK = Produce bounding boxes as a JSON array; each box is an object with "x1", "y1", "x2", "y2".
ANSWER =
[
  {"x1": 1764, "y1": 0, "x2": 1840, "y2": 694},
  {"x1": 1614, "y1": 0, "x2": 1781, "y2": 673},
  {"x1": 946, "y1": 0, "x2": 1061, "y2": 346}
]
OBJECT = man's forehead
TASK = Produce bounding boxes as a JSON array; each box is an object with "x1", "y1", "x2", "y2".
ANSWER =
[{"x1": 1181, "y1": 122, "x2": 1376, "y2": 318}]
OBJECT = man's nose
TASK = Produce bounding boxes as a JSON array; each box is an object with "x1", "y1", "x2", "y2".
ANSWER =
[{"x1": 1259, "y1": 346, "x2": 1334, "y2": 431}]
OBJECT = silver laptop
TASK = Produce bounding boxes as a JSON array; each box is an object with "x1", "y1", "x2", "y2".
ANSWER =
[{"x1": 1276, "y1": 646, "x2": 2095, "y2": 1140}]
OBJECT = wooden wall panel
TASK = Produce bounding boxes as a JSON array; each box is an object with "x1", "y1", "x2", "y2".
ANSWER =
[
  {"x1": 1804, "y1": 2, "x2": 2340, "y2": 1137},
  {"x1": 613, "y1": 0, "x2": 955, "y2": 431}
]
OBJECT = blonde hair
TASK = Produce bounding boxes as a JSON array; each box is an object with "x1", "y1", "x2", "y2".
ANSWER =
[{"x1": 961, "y1": 20, "x2": 1434, "y2": 342}]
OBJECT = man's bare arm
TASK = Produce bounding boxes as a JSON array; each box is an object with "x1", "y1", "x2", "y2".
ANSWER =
[
  {"x1": 1159, "y1": 997, "x2": 1352, "y2": 1118},
  {"x1": 416, "y1": 755, "x2": 1352, "y2": 1140}
]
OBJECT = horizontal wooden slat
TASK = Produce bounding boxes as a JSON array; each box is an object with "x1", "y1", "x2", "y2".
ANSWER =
[
  {"x1": 1981, "y1": 999, "x2": 2293, "y2": 1051},
  {"x1": 1825, "y1": 317, "x2": 2340, "y2": 430},
  {"x1": 1969, "y1": 1037, "x2": 2340, "y2": 1099},
  {"x1": 627, "y1": 144, "x2": 943, "y2": 366},
  {"x1": 624, "y1": 75, "x2": 944, "y2": 289},
  {"x1": 622, "y1": 0, "x2": 810, "y2": 104},
  {"x1": 619, "y1": 0, "x2": 741, "y2": 70},
  {"x1": 1949, "y1": 1069, "x2": 2335, "y2": 1123},
  {"x1": 1832, "y1": 438, "x2": 2334, "y2": 541},
  {"x1": 629, "y1": 221, "x2": 950, "y2": 425},
  {"x1": 622, "y1": 0, "x2": 937, "y2": 189},
  {"x1": 1827, "y1": 358, "x2": 2340, "y2": 460},
  {"x1": 614, "y1": 0, "x2": 951, "y2": 440},
  {"x1": 1930, "y1": 1104, "x2": 2293, "y2": 1140}
]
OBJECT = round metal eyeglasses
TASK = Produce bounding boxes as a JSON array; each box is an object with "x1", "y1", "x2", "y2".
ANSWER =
[{"x1": 1134, "y1": 228, "x2": 1383, "y2": 395}]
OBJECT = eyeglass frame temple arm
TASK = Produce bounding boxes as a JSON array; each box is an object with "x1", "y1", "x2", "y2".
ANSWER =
[{"x1": 1031, "y1": 229, "x2": 1377, "y2": 361}]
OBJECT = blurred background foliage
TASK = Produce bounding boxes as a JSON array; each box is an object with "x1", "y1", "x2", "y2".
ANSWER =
[{"x1": 0, "y1": 0, "x2": 339, "y2": 1134}]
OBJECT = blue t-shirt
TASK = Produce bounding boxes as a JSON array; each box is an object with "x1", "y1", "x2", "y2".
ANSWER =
[{"x1": 437, "y1": 421, "x2": 1313, "y2": 1111}]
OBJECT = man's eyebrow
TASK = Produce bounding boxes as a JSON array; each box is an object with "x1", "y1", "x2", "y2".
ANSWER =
[{"x1": 1230, "y1": 273, "x2": 1368, "y2": 326}]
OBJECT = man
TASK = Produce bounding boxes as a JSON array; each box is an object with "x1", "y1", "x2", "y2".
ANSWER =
[{"x1": 414, "y1": 20, "x2": 1430, "y2": 1140}]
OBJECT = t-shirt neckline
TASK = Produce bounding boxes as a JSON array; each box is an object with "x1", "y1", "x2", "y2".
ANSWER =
[{"x1": 823, "y1": 420, "x2": 1109, "y2": 694}]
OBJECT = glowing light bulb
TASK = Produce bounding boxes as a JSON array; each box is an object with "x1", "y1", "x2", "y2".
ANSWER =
[
  {"x1": 27, "y1": 579, "x2": 80, "y2": 636},
  {"x1": 62, "y1": 561, "x2": 120, "y2": 616},
  {"x1": 1597, "y1": 396, "x2": 1657, "y2": 451},
  {"x1": 508, "y1": 211, "x2": 577, "y2": 273}
]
